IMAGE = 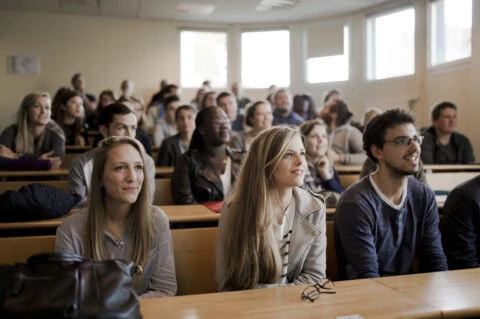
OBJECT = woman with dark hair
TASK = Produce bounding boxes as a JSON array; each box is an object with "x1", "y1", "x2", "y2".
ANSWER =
[
  {"x1": 56, "y1": 136, "x2": 176, "y2": 298},
  {"x1": 53, "y1": 89, "x2": 87, "y2": 146},
  {"x1": 320, "y1": 100, "x2": 366, "y2": 165},
  {"x1": 157, "y1": 105, "x2": 196, "y2": 167},
  {"x1": 230, "y1": 101, "x2": 272, "y2": 151},
  {"x1": 200, "y1": 91, "x2": 217, "y2": 111},
  {"x1": 0, "y1": 92, "x2": 65, "y2": 169},
  {"x1": 171, "y1": 106, "x2": 244, "y2": 204},
  {"x1": 191, "y1": 88, "x2": 206, "y2": 110},
  {"x1": 293, "y1": 94, "x2": 317, "y2": 121},
  {"x1": 300, "y1": 120, "x2": 343, "y2": 206},
  {"x1": 216, "y1": 126, "x2": 326, "y2": 291}
]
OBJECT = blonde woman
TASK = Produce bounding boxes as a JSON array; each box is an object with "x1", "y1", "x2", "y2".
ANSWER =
[
  {"x1": 56, "y1": 136, "x2": 176, "y2": 298},
  {"x1": 216, "y1": 126, "x2": 326, "y2": 291},
  {"x1": 0, "y1": 92, "x2": 64, "y2": 168}
]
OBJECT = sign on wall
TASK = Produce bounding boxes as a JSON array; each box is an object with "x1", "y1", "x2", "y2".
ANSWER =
[{"x1": 8, "y1": 55, "x2": 39, "y2": 75}]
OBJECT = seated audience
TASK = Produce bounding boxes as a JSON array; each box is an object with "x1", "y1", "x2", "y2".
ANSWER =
[
  {"x1": 171, "y1": 106, "x2": 244, "y2": 204},
  {"x1": 272, "y1": 89, "x2": 304, "y2": 126},
  {"x1": 231, "y1": 82, "x2": 251, "y2": 110},
  {"x1": 300, "y1": 120, "x2": 343, "y2": 195},
  {"x1": 68, "y1": 103, "x2": 156, "y2": 206},
  {"x1": 335, "y1": 109, "x2": 447, "y2": 279},
  {"x1": 0, "y1": 92, "x2": 64, "y2": 168},
  {"x1": 148, "y1": 84, "x2": 178, "y2": 119},
  {"x1": 230, "y1": 101, "x2": 273, "y2": 151},
  {"x1": 157, "y1": 105, "x2": 196, "y2": 167},
  {"x1": 217, "y1": 92, "x2": 244, "y2": 132},
  {"x1": 421, "y1": 101, "x2": 475, "y2": 164},
  {"x1": 152, "y1": 95, "x2": 180, "y2": 147},
  {"x1": 442, "y1": 175, "x2": 480, "y2": 270},
  {"x1": 119, "y1": 79, "x2": 135, "y2": 100},
  {"x1": 56, "y1": 136, "x2": 176, "y2": 298},
  {"x1": 53, "y1": 89, "x2": 87, "y2": 146},
  {"x1": 200, "y1": 91, "x2": 217, "y2": 110},
  {"x1": 293, "y1": 94, "x2": 316, "y2": 121},
  {"x1": 321, "y1": 100, "x2": 366, "y2": 164},
  {"x1": 71, "y1": 73, "x2": 97, "y2": 128},
  {"x1": 318, "y1": 89, "x2": 340, "y2": 120},
  {"x1": 216, "y1": 126, "x2": 326, "y2": 291},
  {"x1": 190, "y1": 88, "x2": 206, "y2": 110},
  {"x1": 89, "y1": 89, "x2": 116, "y2": 130}
]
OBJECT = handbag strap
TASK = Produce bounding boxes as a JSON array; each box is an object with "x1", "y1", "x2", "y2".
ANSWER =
[{"x1": 27, "y1": 252, "x2": 87, "y2": 265}]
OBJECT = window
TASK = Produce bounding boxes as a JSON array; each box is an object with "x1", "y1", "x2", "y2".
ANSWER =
[
  {"x1": 241, "y1": 30, "x2": 290, "y2": 88},
  {"x1": 367, "y1": 7, "x2": 415, "y2": 80},
  {"x1": 430, "y1": 0, "x2": 472, "y2": 66},
  {"x1": 180, "y1": 30, "x2": 227, "y2": 88},
  {"x1": 307, "y1": 26, "x2": 349, "y2": 84}
]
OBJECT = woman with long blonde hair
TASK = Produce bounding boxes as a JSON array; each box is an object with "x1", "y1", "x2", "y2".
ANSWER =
[
  {"x1": 216, "y1": 126, "x2": 326, "y2": 291},
  {"x1": 56, "y1": 136, "x2": 176, "y2": 298},
  {"x1": 0, "y1": 92, "x2": 64, "y2": 168}
]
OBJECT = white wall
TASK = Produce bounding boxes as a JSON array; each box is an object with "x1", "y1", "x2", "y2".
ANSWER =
[{"x1": 0, "y1": 0, "x2": 479, "y2": 157}]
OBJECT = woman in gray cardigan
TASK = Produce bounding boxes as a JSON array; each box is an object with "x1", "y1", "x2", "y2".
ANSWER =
[{"x1": 216, "y1": 126, "x2": 326, "y2": 291}]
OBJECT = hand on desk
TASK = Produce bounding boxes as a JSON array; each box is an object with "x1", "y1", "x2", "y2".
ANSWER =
[
  {"x1": 39, "y1": 151, "x2": 62, "y2": 169},
  {"x1": 0, "y1": 145, "x2": 18, "y2": 159}
]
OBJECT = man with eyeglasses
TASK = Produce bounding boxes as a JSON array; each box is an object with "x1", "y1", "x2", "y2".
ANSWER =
[
  {"x1": 420, "y1": 101, "x2": 475, "y2": 164},
  {"x1": 335, "y1": 109, "x2": 447, "y2": 279}
]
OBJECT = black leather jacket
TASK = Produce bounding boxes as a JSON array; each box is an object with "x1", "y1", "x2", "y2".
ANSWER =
[{"x1": 171, "y1": 148, "x2": 245, "y2": 204}]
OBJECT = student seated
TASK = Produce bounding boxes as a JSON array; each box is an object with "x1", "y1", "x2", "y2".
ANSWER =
[
  {"x1": 156, "y1": 105, "x2": 196, "y2": 167},
  {"x1": 171, "y1": 106, "x2": 244, "y2": 204},
  {"x1": 300, "y1": 120, "x2": 343, "y2": 195},
  {"x1": 335, "y1": 109, "x2": 447, "y2": 279},
  {"x1": 152, "y1": 95, "x2": 180, "y2": 147},
  {"x1": 216, "y1": 126, "x2": 326, "y2": 291},
  {"x1": 421, "y1": 101, "x2": 475, "y2": 164},
  {"x1": 230, "y1": 101, "x2": 273, "y2": 152},
  {"x1": 320, "y1": 100, "x2": 366, "y2": 165},
  {"x1": 68, "y1": 103, "x2": 156, "y2": 206},
  {"x1": 71, "y1": 73, "x2": 97, "y2": 129},
  {"x1": 56, "y1": 136, "x2": 176, "y2": 298},
  {"x1": 0, "y1": 92, "x2": 64, "y2": 169},
  {"x1": 272, "y1": 89, "x2": 304, "y2": 126},
  {"x1": 53, "y1": 89, "x2": 87, "y2": 146},
  {"x1": 442, "y1": 175, "x2": 480, "y2": 270},
  {"x1": 217, "y1": 92, "x2": 244, "y2": 132}
]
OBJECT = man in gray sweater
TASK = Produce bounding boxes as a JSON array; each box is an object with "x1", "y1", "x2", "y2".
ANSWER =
[
  {"x1": 68, "y1": 103, "x2": 156, "y2": 206},
  {"x1": 335, "y1": 109, "x2": 447, "y2": 279}
]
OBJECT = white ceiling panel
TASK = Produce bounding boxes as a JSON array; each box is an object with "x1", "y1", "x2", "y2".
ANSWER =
[{"x1": 0, "y1": 0, "x2": 398, "y2": 23}]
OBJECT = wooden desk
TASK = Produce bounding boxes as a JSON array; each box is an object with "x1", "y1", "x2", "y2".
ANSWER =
[
  {"x1": 424, "y1": 164, "x2": 480, "y2": 172},
  {"x1": 140, "y1": 278, "x2": 442, "y2": 319},
  {"x1": 0, "y1": 169, "x2": 69, "y2": 180},
  {"x1": 374, "y1": 268, "x2": 480, "y2": 318},
  {"x1": 335, "y1": 165, "x2": 362, "y2": 174},
  {"x1": 155, "y1": 167, "x2": 174, "y2": 177}
]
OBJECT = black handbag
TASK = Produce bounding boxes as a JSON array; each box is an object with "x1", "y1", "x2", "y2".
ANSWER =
[{"x1": 0, "y1": 253, "x2": 142, "y2": 319}]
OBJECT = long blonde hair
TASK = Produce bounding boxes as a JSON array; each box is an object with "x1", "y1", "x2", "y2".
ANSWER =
[
  {"x1": 86, "y1": 136, "x2": 154, "y2": 270},
  {"x1": 15, "y1": 92, "x2": 64, "y2": 155},
  {"x1": 222, "y1": 126, "x2": 301, "y2": 290}
]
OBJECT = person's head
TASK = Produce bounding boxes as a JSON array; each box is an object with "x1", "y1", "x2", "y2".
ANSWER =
[
  {"x1": 273, "y1": 89, "x2": 291, "y2": 113},
  {"x1": 71, "y1": 73, "x2": 86, "y2": 91},
  {"x1": 58, "y1": 90, "x2": 83, "y2": 122},
  {"x1": 98, "y1": 90, "x2": 116, "y2": 110},
  {"x1": 323, "y1": 89, "x2": 340, "y2": 106},
  {"x1": 86, "y1": 136, "x2": 153, "y2": 269},
  {"x1": 160, "y1": 79, "x2": 168, "y2": 90},
  {"x1": 201, "y1": 91, "x2": 217, "y2": 109},
  {"x1": 327, "y1": 100, "x2": 352, "y2": 127},
  {"x1": 120, "y1": 80, "x2": 135, "y2": 97},
  {"x1": 175, "y1": 105, "x2": 196, "y2": 136},
  {"x1": 98, "y1": 103, "x2": 137, "y2": 139},
  {"x1": 222, "y1": 126, "x2": 306, "y2": 290},
  {"x1": 192, "y1": 88, "x2": 206, "y2": 104},
  {"x1": 127, "y1": 96, "x2": 146, "y2": 126},
  {"x1": 363, "y1": 107, "x2": 383, "y2": 128},
  {"x1": 231, "y1": 82, "x2": 240, "y2": 97},
  {"x1": 217, "y1": 92, "x2": 238, "y2": 122},
  {"x1": 431, "y1": 101, "x2": 457, "y2": 135},
  {"x1": 245, "y1": 101, "x2": 273, "y2": 132},
  {"x1": 300, "y1": 119, "x2": 329, "y2": 159},
  {"x1": 189, "y1": 106, "x2": 230, "y2": 151},
  {"x1": 164, "y1": 95, "x2": 181, "y2": 125},
  {"x1": 293, "y1": 94, "x2": 308, "y2": 117},
  {"x1": 163, "y1": 84, "x2": 178, "y2": 99},
  {"x1": 363, "y1": 109, "x2": 421, "y2": 175}
]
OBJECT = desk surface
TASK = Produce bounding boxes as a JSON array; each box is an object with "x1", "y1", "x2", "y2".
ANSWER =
[
  {"x1": 0, "y1": 168, "x2": 173, "y2": 178},
  {"x1": 140, "y1": 278, "x2": 441, "y2": 319},
  {"x1": 155, "y1": 167, "x2": 174, "y2": 176},
  {"x1": 334, "y1": 164, "x2": 480, "y2": 174},
  {"x1": 374, "y1": 268, "x2": 480, "y2": 318}
]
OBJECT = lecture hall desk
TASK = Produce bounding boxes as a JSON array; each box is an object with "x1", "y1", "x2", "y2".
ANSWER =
[
  {"x1": 140, "y1": 277, "x2": 442, "y2": 319},
  {"x1": 374, "y1": 268, "x2": 480, "y2": 318}
]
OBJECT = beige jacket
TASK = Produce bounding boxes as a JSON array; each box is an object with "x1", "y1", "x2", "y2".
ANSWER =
[{"x1": 216, "y1": 187, "x2": 327, "y2": 291}]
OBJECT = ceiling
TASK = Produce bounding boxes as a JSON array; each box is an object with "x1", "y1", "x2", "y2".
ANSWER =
[{"x1": 0, "y1": 0, "x2": 396, "y2": 24}]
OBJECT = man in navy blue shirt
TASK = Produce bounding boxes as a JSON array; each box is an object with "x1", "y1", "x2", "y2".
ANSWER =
[
  {"x1": 272, "y1": 89, "x2": 304, "y2": 126},
  {"x1": 335, "y1": 109, "x2": 447, "y2": 279}
]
